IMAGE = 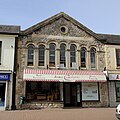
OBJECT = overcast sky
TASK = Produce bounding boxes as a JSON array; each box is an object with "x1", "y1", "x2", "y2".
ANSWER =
[{"x1": 0, "y1": 0, "x2": 120, "y2": 34}]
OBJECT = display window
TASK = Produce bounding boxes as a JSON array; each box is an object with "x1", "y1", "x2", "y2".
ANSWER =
[
  {"x1": 115, "y1": 82, "x2": 120, "y2": 101},
  {"x1": 82, "y1": 82, "x2": 99, "y2": 101},
  {"x1": 26, "y1": 81, "x2": 61, "y2": 101}
]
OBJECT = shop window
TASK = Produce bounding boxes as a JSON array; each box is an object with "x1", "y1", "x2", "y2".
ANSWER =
[
  {"x1": 38, "y1": 45, "x2": 45, "y2": 66},
  {"x1": 27, "y1": 44, "x2": 34, "y2": 66},
  {"x1": 70, "y1": 44, "x2": 76, "y2": 67},
  {"x1": 60, "y1": 43, "x2": 66, "y2": 67},
  {"x1": 0, "y1": 83, "x2": 6, "y2": 106},
  {"x1": 90, "y1": 47, "x2": 96, "y2": 69},
  {"x1": 26, "y1": 81, "x2": 61, "y2": 101},
  {"x1": 116, "y1": 49, "x2": 120, "y2": 67},
  {"x1": 0, "y1": 41, "x2": 2, "y2": 64},
  {"x1": 49, "y1": 43, "x2": 56, "y2": 67},
  {"x1": 82, "y1": 82, "x2": 99, "y2": 101},
  {"x1": 115, "y1": 82, "x2": 120, "y2": 101},
  {"x1": 80, "y1": 47, "x2": 86, "y2": 68}
]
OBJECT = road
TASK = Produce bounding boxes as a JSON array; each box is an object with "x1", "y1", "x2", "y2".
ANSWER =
[{"x1": 0, "y1": 108, "x2": 117, "y2": 120}]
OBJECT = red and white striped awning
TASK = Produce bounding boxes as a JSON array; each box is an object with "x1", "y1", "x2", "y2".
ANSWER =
[{"x1": 23, "y1": 69, "x2": 107, "y2": 82}]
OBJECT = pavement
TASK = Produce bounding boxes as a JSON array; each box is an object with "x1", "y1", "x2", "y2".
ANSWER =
[{"x1": 0, "y1": 108, "x2": 117, "y2": 120}]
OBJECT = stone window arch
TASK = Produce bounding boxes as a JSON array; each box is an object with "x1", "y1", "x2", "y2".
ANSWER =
[
  {"x1": 38, "y1": 44, "x2": 45, "y2": 66},
  {"x1": 60, "y1": 43, "x2": 66, "y2": 67},
  {"x1": 49, "y1": 43, "x2": 56, "y2": 67},
  {"x1": 70, "y1": 44, "x2": 76, "y2": 67},
  {"x1": 80, "y1": 47, "x2": 87, "y2": 68},
  {"x1": 27, "y1": 44, "x2": 35, "y2": 66},
  {"x1": 90, "y1": 47, "x2": 96, "y2": 69}
]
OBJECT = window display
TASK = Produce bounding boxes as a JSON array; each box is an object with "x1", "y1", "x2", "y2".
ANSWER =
[
  {"x1": 82, "y1": 82, "x2": 99, "y2": 101},
  {"x1": 26, "y1": 81, "x2": 60, "y2": 101},
  {"x1": 116, "y1": 82, "x2": 120, "y2": 101}
]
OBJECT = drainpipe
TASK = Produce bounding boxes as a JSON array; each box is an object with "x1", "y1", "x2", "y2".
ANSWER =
[{"x1": 11, "y1": 37, "x2": 18, "y2": 110}]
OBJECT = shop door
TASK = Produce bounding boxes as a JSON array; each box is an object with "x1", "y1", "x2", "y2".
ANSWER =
[
  {"x1": 63, "y1": 83, "x2": 82, "y2": 107},
  {"x1": 0, "y1": 83, "x2": 6, "y2": 106}
]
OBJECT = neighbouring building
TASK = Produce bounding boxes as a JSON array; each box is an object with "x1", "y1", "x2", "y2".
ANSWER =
[
  {"x1": 16, "y1": 12, "x2": 108, "y2": 109},
  {"x1": 0, "y1": 25, "x2": 20, "y2": 110},
  {"x1": 100, "y1": 34, "x2": 120, "y2": 107}
]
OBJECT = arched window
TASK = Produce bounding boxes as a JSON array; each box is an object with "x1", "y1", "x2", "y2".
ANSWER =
[
  {"x1": 70, "y1": 44, "x2": 76, "y2": 67},
  {"x1": 90, "y1": 47, "x2": 96, "y2": 68},
  {"x1": 38, "y1": 45, "x2": 45, "y2": 66},
  {"x1": 80, "y1": 47, "x2": 86, "y2": 68},
  {"x1": 27, "y1": 44, "x2": 34, "y2": 66},
  {"x1": 60, "y1": 43, "x2": 66, "y2": 67},
  {"x1": 49, "y1": 43, "x2": 56, "y2": 67}
]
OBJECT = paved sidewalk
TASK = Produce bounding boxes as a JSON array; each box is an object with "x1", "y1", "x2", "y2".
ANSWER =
[{"x1": 0, "y1": 108, "x2": 117, "y2": 120}]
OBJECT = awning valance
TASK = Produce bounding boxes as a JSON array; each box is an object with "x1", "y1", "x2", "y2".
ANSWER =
[{"x1": 23, "y1": 69, "x2": 106, "y2": 82}]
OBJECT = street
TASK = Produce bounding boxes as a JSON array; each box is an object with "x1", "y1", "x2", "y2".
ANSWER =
[{"x1": 0, "y1": 108, "x2": 117, "y2": 120}]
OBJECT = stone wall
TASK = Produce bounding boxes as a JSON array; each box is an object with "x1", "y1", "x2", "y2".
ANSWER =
[
  {"x1": 16, "y1": 15, "x2": 107, "y2": 109},
  {"x1": 21, "y1": 102, "x2": 63, "y2": 110}
]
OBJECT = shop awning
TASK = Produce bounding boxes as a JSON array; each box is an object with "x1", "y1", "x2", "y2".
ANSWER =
[{"x1": 23, "y1": 69, "x2": 107, "y2": 82}]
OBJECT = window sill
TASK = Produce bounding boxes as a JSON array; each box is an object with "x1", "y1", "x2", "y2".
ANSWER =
[
  {"x1": 116, "y1": 67, "x2": 120, "y2": 69},
  {"x1": 80, "y1": 67, "x2": 87, "y2": 70}
]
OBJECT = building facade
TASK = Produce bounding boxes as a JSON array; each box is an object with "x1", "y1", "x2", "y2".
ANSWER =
[
  {"x1": 100, "y1": 34, "x2": 120, "y2": 107},
  {"x1": 0, "y1": 25, "x2": 20, "y2": 110},
  {"x1": 16, "y1": 12, "x2": 108, "y2": 109}
]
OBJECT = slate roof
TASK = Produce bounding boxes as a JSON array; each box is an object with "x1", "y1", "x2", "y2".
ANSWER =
[
  {"x1": 0, "y1": 25, "x2": 20, "y2": 34},
  {"x1": 98, "y1": 34, "x2": 120, "y2": 45}
]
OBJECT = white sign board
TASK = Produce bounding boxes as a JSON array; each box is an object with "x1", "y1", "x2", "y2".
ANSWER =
[
  {"x1": 23, "y1": 73, "x2": 106, "y2": 82},
  {"x1": 82, "y1": 82, "x2": 99, "y2": 101},
  {"x1": 109, "y1": 74, "x2": 120, "y2": 80}
]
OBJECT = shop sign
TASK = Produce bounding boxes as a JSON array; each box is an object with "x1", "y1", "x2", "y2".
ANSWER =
[
  {"x1": 109, "y1": 74, "x2": 120, "y2": 80},
  {"x1": 24, "y1": 73, "x2": 106, "y2": 82},
  {"x1": 0, "y1": 74, "x2": 10, "y2": 81}
]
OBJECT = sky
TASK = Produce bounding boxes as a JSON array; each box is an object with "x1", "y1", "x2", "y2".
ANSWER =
[{"x1": 0, "y1": 0, "x2": 120, "y2": 34}]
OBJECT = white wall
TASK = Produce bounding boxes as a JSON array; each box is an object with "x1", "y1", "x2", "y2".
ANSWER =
[
  {"x1": 0, "y1": 34, "x2": 17, "y2": 71},
  {"x1": 105, "y1": 45, "x2": 120, "y2": 70}
]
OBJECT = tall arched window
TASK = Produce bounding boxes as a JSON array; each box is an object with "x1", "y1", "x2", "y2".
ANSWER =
[
  {"x1": 90, "y1": 47, "x2": 96, "y2": 68},
  {"x1": 49, "y1": 43, "x2": 56, "y2": 67},
  {"x1": 60, "y1": 43, "x2": 66, "y2": 67},
  {"x1": 70, "y1": 44, "x2": 76, "y2": 67},
  {"x1": 80, "y1": 47, "x2": 86, "y2": 68},
  {"x1": 27, "y1": 44, "x2": 34, "y2": 66},
  {"x1": 38, "y1": 45, "x2": 45, "y2": 66}
]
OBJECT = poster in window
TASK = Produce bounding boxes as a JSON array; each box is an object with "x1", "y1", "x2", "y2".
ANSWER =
[{"x1": 82, "y1": 82, "x2": 99, "y2": 101}]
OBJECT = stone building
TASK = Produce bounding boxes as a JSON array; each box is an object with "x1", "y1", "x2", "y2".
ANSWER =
[
  {"x1": 0, "y1": 25, "x2": 20, "y2": 110},
  {"x1": 16, "y1": 12, "x2": 108, "y2": 109}
]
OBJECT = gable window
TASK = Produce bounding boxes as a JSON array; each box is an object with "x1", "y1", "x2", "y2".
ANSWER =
[
  {"x1": 70, "y1": 44, "x2": 76, "y2": 67},
  {"x1": 90, "y1": 47, "x2": 96, "y2": 69},
  {"x1": 49, "y1": 43, "x2": 55, "y2": 67},
  {"x1": 80, "y1": 47, "x2": 86, "y2": 68},
  {"x1": 0, "y1": 41, "x2": 2, "y2": 64},
  {"x1": 27, "y1": 44, "x2": 34, "y2": 66},
  {"x1": 116, "y1": 49, "x2": 120, "y2": 67},
  {"x1": 60, "y1": 43, "x2": 66, "y2": 67},
  {"x1": 38, "y1": 45, "x2": 45, "y2": 66}
]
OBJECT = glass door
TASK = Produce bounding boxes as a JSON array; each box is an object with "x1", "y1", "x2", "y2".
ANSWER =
[
  {"x1": 63, "y1": 83, "x2": 82, "y2": 107},
  {"x1": 0, "y1": 83, "x2": 6, "y2": 106}
]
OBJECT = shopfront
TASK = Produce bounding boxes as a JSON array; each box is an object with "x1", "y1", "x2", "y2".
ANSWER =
[
  {"x1": 23, "y1": 69, "x2": 106, "y2": 108},
  {"x1": 108, "y1": 73, "x2": 120, "y2": 107},
  {"x1": 0, "y1": 73, "x2": 10, "y2": 110}
]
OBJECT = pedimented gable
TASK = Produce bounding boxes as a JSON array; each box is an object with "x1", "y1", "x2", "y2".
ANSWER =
[{"x1": 22, "y1": 12, "x2": 101, "y2": 40}]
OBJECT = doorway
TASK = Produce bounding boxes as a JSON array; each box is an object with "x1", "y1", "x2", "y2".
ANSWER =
[
  {"x1": 63, "y1": 82, "x2": 82, "y2": 107},
  {"x1": 0, "y1": 83, "x2": 6, "y2": 106}
]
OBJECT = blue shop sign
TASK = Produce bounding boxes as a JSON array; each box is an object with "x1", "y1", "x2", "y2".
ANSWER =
[{"x1": 0, "y1": 74, "x2": 10, "y2": 81}]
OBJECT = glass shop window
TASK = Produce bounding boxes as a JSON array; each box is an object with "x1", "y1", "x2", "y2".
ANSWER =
[
  {"x1": 26, "y1": 82, "x2": 60, "y2": 101},
  {"x1": 115, "y1": 82, "x2": 120, "y2": 101}
]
